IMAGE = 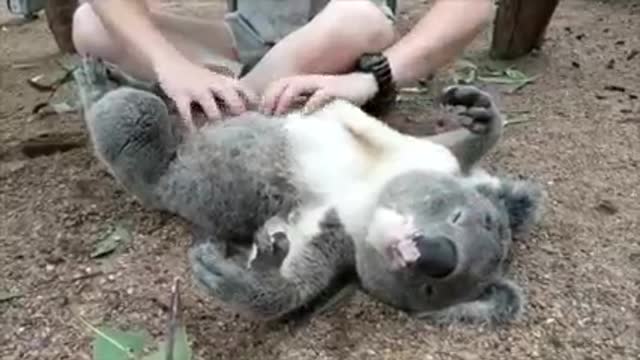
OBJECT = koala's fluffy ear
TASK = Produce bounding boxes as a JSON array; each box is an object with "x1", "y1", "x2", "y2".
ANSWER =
[
  {"x1": 497, "y1": 178, "x2": 545, "y2": 239},
  {"x1": 417, "y1": 279, "x2": 526, "y2": 327}
]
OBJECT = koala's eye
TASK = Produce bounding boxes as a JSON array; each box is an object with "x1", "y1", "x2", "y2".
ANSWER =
[
  {"x1": 451, "y1": 210, "x2": 462, "y2": 224},
  {"x1": 423, "y1": 284, "x2": 435, "y2": 297},
  {"x1": 484, "y1": 214, "x2": 494, "y2": 231}
]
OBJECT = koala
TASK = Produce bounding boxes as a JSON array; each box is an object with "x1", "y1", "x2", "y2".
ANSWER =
[
  {"x1": 354, "y1": 170, "x2": 542, "y2": 325},
  {"x1": 73, "y1": 56, "x2": 543, "y2": 327}
]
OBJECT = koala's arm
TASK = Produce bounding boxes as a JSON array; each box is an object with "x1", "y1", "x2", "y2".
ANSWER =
[
  {"x1": 188, "y1": 209, "x2": 356, "y2": 321},
  {"x1": 427, "y1": 86, "x2": 504, "y2": 173},
  {"x1": 419, "y1": 279, "x2": 525, "y2": 327}
]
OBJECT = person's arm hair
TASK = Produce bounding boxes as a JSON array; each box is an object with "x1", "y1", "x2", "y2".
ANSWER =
[
  {"x1": 87, "y1": 0, "x2": 186, "y2": 69},
  {"x1": 384, "y1": 0, "x2": 495, "y2": 87}
]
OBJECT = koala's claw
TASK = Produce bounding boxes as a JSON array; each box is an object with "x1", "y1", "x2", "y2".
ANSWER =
[
  {"x1": 440, "y1": 85, "x2": 498, "y2": 135},
  {"x1": 73, "y1": 55, "x2": 114, "y2": 110},
  {"x1": 248, "y1": 219, "x2": 291, "y2": 270},
  {"x1": 78, "y1": 56, "x2": 109, "y2": 88},
  {"x1": 441, "y1": 85, "x2": 492, "y2": 109}
]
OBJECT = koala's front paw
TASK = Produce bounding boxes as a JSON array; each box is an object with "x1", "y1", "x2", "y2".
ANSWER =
[
  {"x1": 440, "y1": 85, "x2": 501, "y2": 135},
  {"x1": 248, "y1": 217, "x2": 291, "y2": 270},
  {"x1": 73, "y1": 56, "x2": 115, "y2": 108},
  {"x1": 189, "y1": 242, "x2": 230, "y2": 295}
]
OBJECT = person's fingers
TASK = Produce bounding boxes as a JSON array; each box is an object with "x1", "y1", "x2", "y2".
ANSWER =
[
  {"x1": 261, "y1": 79, "x2": 290, "y2": 115},
  {"x1": 235, "y1": 83, "x2": 260, "y2": 110},
  {"x1": 212, "y1": 83, "x2": 246, "y2": 116},
  {"x1": 195, "y1": 91, "x2": 222, "y2": 122},
  {"x1": 175, "y1": 96, "x2": 196, "y2": 131},
  {"x1": 303, "y1": 90, "x2": 334, "y2": 114},
  {"x1": 274, "y1": 80, "x2": 319, "y2": 116}
]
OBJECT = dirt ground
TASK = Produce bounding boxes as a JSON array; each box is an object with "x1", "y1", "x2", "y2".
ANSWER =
[{"x1": 1, "y1": 0, "x2": 639, "y2": 359}]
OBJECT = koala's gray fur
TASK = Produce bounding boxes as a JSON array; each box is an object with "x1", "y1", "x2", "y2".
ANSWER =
[
  {"x1": 79, "y1": 59, "x2": 302, "y2": 250},
  {"x1": 191, "y1": 208, "x2": 358, "y2": 320},
  {"x1": 75, "y1": 57, "x2": 355, "y2": 320},
  {"x1": 74, "y1": 57, "x2": 543, "y2": 327}
]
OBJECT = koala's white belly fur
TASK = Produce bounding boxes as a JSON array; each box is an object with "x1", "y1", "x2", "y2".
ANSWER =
[
  {"x1": 284, "y1": 115, "x2": 370, "y2": 199},
  {"x1": 278, "y1": 102, "x2": 460, "y2": 265},
  {"x1": 283, "y1": 102, "x2": 459, "y2": 200}
]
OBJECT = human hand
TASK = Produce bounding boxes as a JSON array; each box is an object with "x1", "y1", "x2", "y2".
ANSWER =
[
  {"x1": 154, "y1": 54, "x2": 258, "y2": 129},
  {"x1": 260, "y1": 72, "x2": 379, "y2": 115}
]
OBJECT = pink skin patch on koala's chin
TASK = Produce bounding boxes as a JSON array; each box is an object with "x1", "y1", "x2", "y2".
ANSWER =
[
  {"x1": 384, "y1": 216, "x2": 421, "y2": 270},
  {"x1": 369, "y1": 207, "x2": 422, "y2": 270}
]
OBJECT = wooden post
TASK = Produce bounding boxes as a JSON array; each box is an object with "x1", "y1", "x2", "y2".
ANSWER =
[{"x1": 490, "y1": 0, "x2": 560, "y2": 60}]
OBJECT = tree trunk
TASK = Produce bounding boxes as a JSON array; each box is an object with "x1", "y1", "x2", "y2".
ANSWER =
[
  {"x1": 45, "y1": 0, "x2": 78, "y2": 53},
  {"x1": 490, "y1": 0, "x2": 560, "y2": 60}
]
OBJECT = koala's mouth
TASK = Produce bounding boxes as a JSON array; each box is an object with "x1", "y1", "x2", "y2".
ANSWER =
[
  {"x1": 369, "y1": 208, "x2": 460, "y2": 279},
  {"x1": 383, "y1": 230, "x2": 460, "y2": 281}
]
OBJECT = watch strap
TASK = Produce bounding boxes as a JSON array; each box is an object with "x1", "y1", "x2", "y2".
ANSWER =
[{"x1": 357, "y1": 53, "x2": 397, "y2": 116}]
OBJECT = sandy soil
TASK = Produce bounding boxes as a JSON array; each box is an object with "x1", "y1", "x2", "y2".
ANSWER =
[{"x1": 1, "y1": 1, "x2": 639, "y2": 359}]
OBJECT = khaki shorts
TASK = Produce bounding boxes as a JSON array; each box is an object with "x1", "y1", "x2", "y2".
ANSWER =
[{"x1": 224, "y1": 0, "x2": 397, "y2": 74}]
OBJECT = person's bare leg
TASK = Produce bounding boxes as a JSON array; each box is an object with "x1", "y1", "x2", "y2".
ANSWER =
[
  {"x1": 240, "y1": 0, "x2": 396, "y2": 94},
  {"x1": 72, "y1": 0, "x2": 240, "y2": 81}
]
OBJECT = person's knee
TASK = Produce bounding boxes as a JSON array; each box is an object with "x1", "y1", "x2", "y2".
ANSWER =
[
  {"x1": 321, "y1": 0, "x2": 396, "y2": 53},
  {"x1": 72, "y1": 3, "x2": 120, "y2": 58}
]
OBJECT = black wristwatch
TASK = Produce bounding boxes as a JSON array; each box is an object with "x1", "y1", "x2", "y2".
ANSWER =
[{"x1": 356, "y1": 53, "x2": 397, "y2": 116}]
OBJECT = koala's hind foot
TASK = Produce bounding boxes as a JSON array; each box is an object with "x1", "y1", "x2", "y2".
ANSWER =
[
  {"x1": 428, "y1": 85, "x2": 505, "y2": 172},
  {"x1": 440, "y1": 85, "x2": 502, "y2": 135},
  {"x1": 84, "y1": 83, "x2": 181, "y2": 207},
  {"x1": 248, "y1": 215, "x2": 291, "y2": 271}
]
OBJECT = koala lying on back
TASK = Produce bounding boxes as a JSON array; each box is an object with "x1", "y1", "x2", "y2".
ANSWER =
[{"x1": 74, "y1": 57, "x2": 543, "y2": 327}]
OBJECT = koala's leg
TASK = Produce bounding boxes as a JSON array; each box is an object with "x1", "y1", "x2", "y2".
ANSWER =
[
  {"x1": 72, "y1": 56, "x2": 115, "y2": 113},
  {"x1": 76, "y1": 57, "x2": 180, "y2": 206},
  {"x1": 188, "y1": 208, "x2": 356, "y2": 321},
  {"x1": 427, "y1": 85, "x2": 505, "y2": 173}
]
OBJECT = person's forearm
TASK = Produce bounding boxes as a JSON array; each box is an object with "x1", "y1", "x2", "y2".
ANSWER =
[
  {"x1": 384, "y1": 0, "x2": 495, "y2": 87},
  {"x1": 88, "y1": 0, "x2": 185, "y2": 68}
]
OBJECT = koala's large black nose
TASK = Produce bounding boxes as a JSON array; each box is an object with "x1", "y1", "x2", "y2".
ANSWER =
[{"x1": 414, "y1": 235, "x2": 457, "y2": 278}]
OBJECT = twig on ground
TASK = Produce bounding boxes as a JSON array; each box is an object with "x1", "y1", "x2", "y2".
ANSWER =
[
  {"x1": 399, "y1": 87, "x2": 430, "y2": 94},
  {"x1": 67, "y1": 270, "x2": 110, "y2": 283},
  {"x1": 3, "y1": 270, "x2": 116, "y2": 305},
  {"x1": 27, "y1": 65, "x2": 76, "y2": 93},
  {"x1": 11, "y1": 62, "x2": 38, "y2": 70},
  {"x1": 505, "y1": 118, "x2": 535, "y2": 127},
  {"x1": 0, "y1": 291, "x2": 24, "y2": 302},
  {"x1": 26, "y1": 60, "x2": 80, "y2": 118},
  {"x1": 165, "y1": 277, "x2": 182, "y2": 360}
]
